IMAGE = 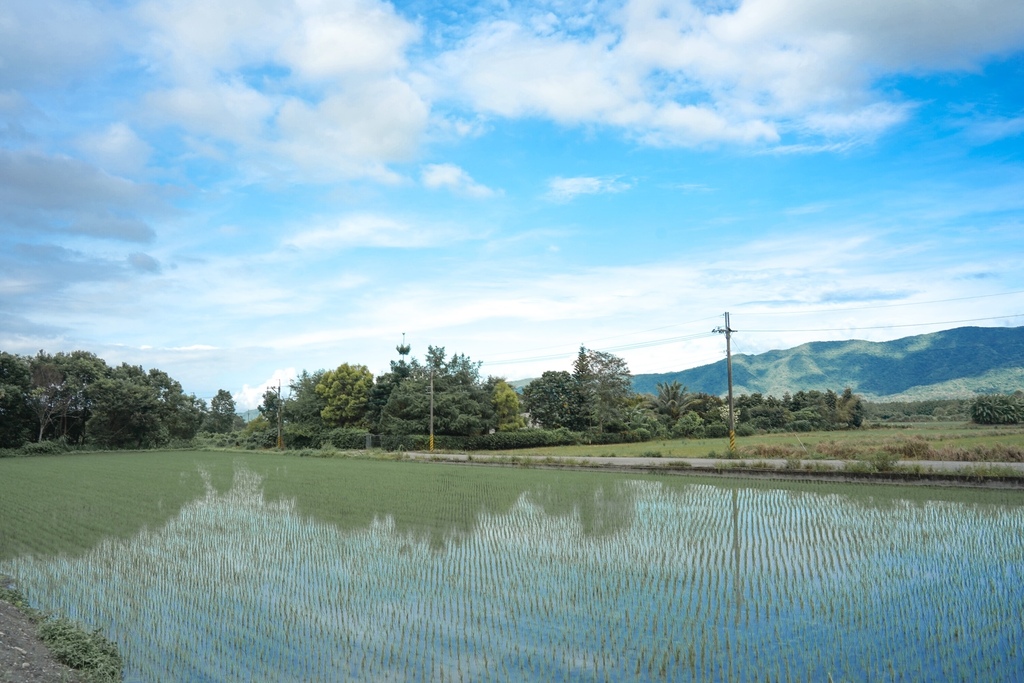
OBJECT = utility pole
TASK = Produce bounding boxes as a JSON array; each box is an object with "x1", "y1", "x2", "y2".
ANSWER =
[
  {"x1": 714, "y1": 312, "x2": 736, "y2": 452},
  {"x1": 276, "y1": 379, "x2": 284, "y2": 450},
  {"x1": 429, "y1": 369, "x2": 435, "y2": 453}
]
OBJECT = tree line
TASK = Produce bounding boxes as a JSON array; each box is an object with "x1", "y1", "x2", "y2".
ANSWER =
[
  {"x1": 259, "y1": 343, "x2": 869, "y2": 446},
  {"x1": 5, "y1": 342, "x2": 940, "y2": 453},
  {"x1": 0, "y1": 350, "x2": 239, "y2": 450}
]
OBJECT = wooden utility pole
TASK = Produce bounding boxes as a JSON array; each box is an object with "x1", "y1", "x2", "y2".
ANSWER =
[
  {"x1": 714, "y1": 312, "x2": 736, "y2": 452},
  {"x1": 276, "y1": 380, "x2": 284, "y2": 450},
  {"x1": 429, "y1": 369, "x2": 435, "y2": 453}
]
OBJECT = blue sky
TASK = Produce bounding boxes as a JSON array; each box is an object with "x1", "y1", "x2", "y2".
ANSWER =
[{"x1": 3, "y1": 0, "x2": 1024, "y2": 408}]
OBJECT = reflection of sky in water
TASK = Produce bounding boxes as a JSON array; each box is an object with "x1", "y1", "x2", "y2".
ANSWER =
[{"x1": 3, "y1": 467, "x2": 1023, "y2": 682}]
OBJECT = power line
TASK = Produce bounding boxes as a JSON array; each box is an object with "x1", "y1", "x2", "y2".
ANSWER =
[
  {"x1": 736, "y1": 289, "x2": 1024, "y2": 317},
  {"x1": 481, "y1": 331, "x2": 717, "y2": 367},
  {"x1": 742, "y1": 313, "x2": 1024, "y2": 334},
  {"x1": 480, "y1": 311, "x2": 1023, "y2": 368},
  {"x1": 481, "y1": 314, "x2": 722, "y2": 363}
]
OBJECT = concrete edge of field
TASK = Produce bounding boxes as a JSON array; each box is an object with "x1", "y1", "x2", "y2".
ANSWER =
[{"x1": 400, "y1": 452, "x2": 1024, "y2": 489}]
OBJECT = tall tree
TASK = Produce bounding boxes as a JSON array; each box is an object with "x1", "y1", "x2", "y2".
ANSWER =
[
  {"x1": 50, "y1": 351, "x2": 108, "y2": 443},
  {"x1": 572, "y1": 346, "x2": 595, "y2": 430},
  {"x1": 652, "y1": 381, "x2": 691, "y2": 424},
  {"x1": 204, "y1": 389, "x2": 239, "y2": 434},
  {"x1": 316, "y1": 363, "x2": 374, "y2": 428},
  {"x1": 522, "y1": 371, "x2": 579, "y2": 430},
  {"x1": 492, "y1": 379, "x2": 526, "y2": 431},
  {"x1": 0, "y1": 352, "x2": 34, "y2": 448},
  {"x1": 577, "y1": 348, "x2": 633, "y2": 433},
  {"x1": 379, "y1": 346, "x2": 493, "y2": 436},
  {"x1": 28, "y1": 356, "x2": 68, "y2": 442},
  {"x1": 86, "y1": 364, "x2": 163, "y2": 448}
]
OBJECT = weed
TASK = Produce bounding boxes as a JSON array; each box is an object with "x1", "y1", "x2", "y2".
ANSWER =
[
  {"x1": 0, "y1": 584, "x2": 122, "y2": 683},
  {"x1": 39, "y1": 618, "x2": 123, "y2": 683},
  {"x1": 869, "y1": 451, "x2": 901, "y2": 472},
  {"x1": 740, "y1": 444, "x2": 803, "y2": 459},
  {"x1": 843, "y1": 460, "x2": 873, "y2": 474},
  {"x1": 883, "y1": 436, "x2": 931, "y2": 460},
  {"x1": 814, "y1": 440, "x2": 862, "y2": 459}
]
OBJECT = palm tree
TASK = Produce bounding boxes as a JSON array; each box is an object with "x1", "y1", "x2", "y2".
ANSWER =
[{"x1": 653, "y1": 381, "x2": 692, "y2": 424}]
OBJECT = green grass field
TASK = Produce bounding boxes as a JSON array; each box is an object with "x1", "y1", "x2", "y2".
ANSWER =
[{"x1": 470, "y1": 422, "x2": 1024, "y2": 461}]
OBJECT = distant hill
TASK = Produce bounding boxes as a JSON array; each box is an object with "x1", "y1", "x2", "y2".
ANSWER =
[{"x1": 632, "y1": 326, "x2": 1024, "y2": 402}]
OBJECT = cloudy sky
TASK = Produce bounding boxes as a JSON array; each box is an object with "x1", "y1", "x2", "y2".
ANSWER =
[{"x1": 3, "y1": 0, "x2": 1024, "y2": 408}]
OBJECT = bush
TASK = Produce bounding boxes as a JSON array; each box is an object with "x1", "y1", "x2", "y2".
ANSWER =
[
  {"x1": 462, "y1": 429, "x2": 583, "y2": 450},
  {"x1": 868, "y1": 450, "x2": 901, "y2": 472},
  {"x1": 970, "y1": 394, "x2": 1023, "y2": 425},
  {"x1": 705, "y1": 424, "x2": 729, "y2": 439},
  {"x1": 18, "y1": 439, "x2": 71, "y2": 456},
  {"x1": 735, "y1": 423, "x2": 756, "y2": 437},
  {"x1": 320, "y1": 428, "x2": 371, "y2": 450},
  {"x1": 672, "y1": 412, "x2": 703, "y2": 438},
  {"x1": 282, "y1": 423, "x2": 325, "y2": 449}
]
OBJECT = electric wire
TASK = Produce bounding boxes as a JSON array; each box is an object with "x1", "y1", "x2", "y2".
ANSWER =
[
  {"x1": 733, "y1": 289, "x2": 1024, "y2": 317},
  {"x1": 741, "y1": 313, "x2": 1024, "y2": 334}
]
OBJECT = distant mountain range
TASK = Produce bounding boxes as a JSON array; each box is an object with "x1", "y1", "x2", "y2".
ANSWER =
[{"x1": 631, "y1": 326, "x2": 1024, "y2": 402}]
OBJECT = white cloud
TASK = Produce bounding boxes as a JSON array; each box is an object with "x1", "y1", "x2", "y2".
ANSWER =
[
  {"x1": 431, "y1": 0, "x2": 1024, "y2": 148},
  {"x1": 134, "y1": 0, "x2": 428, "y2": 181},
  {"x1": 546, "y1": 175, "x2": 631, "y2": 202},
  {"x1": 962, "y1": 115, "x2": 1024, "y2": 144},
  {"x1": 421, "y1": 163, "x2": 496, "y2": 197},
  {"x1": 0, "y1": 0, "x2": 118, "y2": 88},
  {"x1": 143, "y1": 80, "x2": 277, "y2": 147},
  {"x1": 273, "y1": 79, "x2": 428, "y2": 177},
  {"x1": 286, "y1": 214, "x2": 468, "y2": 250},
  {"x1": 434, "y1": 21, "x2": 633, "y2": 122},
  {"x1": 234, "y1": 367, "x2": 296, "y2": 410},
  {"x1": 76, "y1": 123, "x2": 153, "y2": 174},
  {"x1": 279, "y1": 0, "x2": 420, "y2": 79}
]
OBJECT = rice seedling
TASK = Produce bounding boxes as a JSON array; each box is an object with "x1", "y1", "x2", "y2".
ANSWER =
[{"x1": 1, "y1": 452, "x2": 1022, "y2": 681}]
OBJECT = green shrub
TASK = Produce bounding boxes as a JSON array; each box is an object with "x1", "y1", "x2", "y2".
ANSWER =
[
  {"x1": 18, "y1": 439, "x2": 70, "y2": 456},
  {"x1": 868, "y1": 450, "x2": 901, "y2": 472},
  {"x1": 970, "y1": 394, "x2": 1023, "y2": 425},
  {"x1": 480, "y1": 429, "x2": 583, "y2": 450},
  {"x1": 38, "y1": 617, "x2": 123, "y2": 683},
  {"x1": 705, "y1": 424, "x2": 729, "y2": 439},
  {"x1": 321, "y1": 428, "x2": 371, "y2": 449},
  {"x1": 735, "y1": 423, "x2": 756, "y2": 437},
  {"x1": 672, "y1": 412, "x2": 703, "y2": 438}
]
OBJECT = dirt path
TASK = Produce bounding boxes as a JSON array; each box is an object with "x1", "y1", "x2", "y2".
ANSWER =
[{"x1": 0, "y1": 600, "x2": 81, "y2": 683}]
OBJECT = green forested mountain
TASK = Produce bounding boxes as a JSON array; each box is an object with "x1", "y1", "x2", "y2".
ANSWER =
[{"x1": 632, "y1": 326, "x2": 1024, "y2": 401}]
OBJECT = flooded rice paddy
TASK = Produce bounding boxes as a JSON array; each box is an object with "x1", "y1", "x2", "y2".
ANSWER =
[{"x1": 1, "y1": 451, "x2": 1022, "y2": 681}]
